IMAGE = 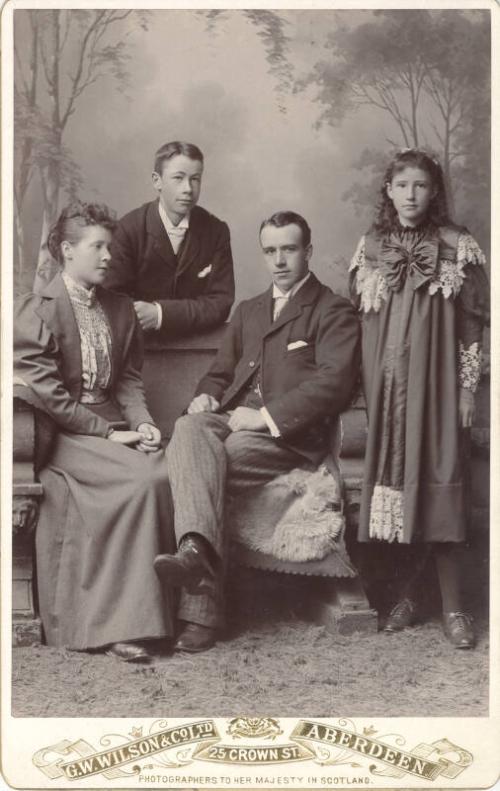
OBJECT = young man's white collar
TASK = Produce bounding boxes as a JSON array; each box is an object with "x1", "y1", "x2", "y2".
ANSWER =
[{"x1": 158, "y1": 201, "x2": 190, "y2": 233}]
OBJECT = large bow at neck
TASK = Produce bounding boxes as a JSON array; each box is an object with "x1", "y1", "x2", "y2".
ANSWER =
[{"x1": 378, "y1": 231, "x2": 439, "y2": 292}]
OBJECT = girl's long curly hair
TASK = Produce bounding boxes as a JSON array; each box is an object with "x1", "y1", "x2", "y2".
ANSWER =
[
  {"x1": 372, "y1": 149, "x2": 452, "y2": 235},
  {"x1": 47, "y1": 201, "x2": 117, "y2": 265}
]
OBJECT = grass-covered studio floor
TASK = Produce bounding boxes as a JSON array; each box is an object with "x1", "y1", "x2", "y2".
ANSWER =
[{"x1": 12, "y1": 539, "x2": 488, "y2": 719}]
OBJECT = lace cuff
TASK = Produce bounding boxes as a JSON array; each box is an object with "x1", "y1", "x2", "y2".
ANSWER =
[
  {"x1": 369, "y1": 485, "x2": 404, "y2": 542},
  {"x1": 458, "y1": 341, "x2": 482, "y2": 392}
]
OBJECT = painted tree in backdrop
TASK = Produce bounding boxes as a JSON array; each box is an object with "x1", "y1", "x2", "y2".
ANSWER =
[
  {"x1": 14, "y1": 9, "x2": 148, "y2": 293},
  {"x1": 297, "y1": 10, "x2": 490, "y2": 241},
  {"x1": 199, "y1": 9, "x2": 293, "y2": 111}
]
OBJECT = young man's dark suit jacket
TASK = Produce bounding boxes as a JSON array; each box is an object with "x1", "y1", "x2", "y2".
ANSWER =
[
  {"x1": 14, "y1": 272, "x2": 153, "y2": 438},
  {"x1": 194, "y1": 272, "x2": 361, "y2": 466},
  {"x1": 106, "y1": 201, "x2": 235, "y2": 337}
]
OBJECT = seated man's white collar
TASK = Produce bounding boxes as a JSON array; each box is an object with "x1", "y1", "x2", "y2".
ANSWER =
[{"x1": 272, "y1": 271, "x2": 310, "y2": 299}]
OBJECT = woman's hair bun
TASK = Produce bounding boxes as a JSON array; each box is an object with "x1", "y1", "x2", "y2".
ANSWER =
[{"x1": 47, "y1": 201, "x2": 117, "y2": 264}]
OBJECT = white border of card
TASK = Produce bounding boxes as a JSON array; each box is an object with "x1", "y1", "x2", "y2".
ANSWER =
[{"x1": 1, "y1": 0, "x2": 499, "y2": 788}]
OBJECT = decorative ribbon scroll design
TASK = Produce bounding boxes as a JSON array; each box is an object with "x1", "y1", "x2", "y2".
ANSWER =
[
  {"x1": 32, "y1": 718, "x2": 473, "y2": 782},
  {"x1": 291, "y1": 720, "x2": 473, "y2": 781}
]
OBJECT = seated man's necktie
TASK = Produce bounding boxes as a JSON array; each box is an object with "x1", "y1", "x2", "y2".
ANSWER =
[{"x1": 273, "y1": 296, "x2": 288, "y2": 321}]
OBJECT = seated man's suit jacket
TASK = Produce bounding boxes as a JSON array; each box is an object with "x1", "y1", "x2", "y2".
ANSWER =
[
  {"x1": 195, "y1": 272, "x2": 361, "y2": 466},
  {"x1": 106, "y1": 200, "x2": 235, "y2": 337}
]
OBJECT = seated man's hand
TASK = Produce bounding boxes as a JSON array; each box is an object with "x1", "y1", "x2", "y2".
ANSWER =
[
  {"x1": 136, "y1": 422, "x2": 162, "y2": 452},
  {"x1": 228, "y1": 406, "x2": 267, "y2": 433},
  {"x1": 134, "y1": 301, "x2": 158, "y2": 331},
  {"x1": 187, "y1": 394, "x2": 220, "y2": 414}
]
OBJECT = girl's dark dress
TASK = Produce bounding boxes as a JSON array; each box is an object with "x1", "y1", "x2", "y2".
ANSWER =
[{"x1": 350, "y1": 223, "x2": 488, "y2": 544}]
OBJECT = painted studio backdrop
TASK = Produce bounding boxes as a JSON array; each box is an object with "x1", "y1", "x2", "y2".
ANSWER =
[
  {"x1": 9, "y1": 6, "x2": 493, "y2": 723},
  {"x1": 13, "y1": 8, "x2": 490, "y2": 303}
]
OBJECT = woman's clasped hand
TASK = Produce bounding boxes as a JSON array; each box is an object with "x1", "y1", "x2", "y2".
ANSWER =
[{"x1": 108, "y1": 423, "x2": 162, "y2": 451}]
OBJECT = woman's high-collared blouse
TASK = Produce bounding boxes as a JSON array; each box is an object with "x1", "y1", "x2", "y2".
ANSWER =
[{"x1": 62, "y1": 272, "x2": 113, "y2": 404}]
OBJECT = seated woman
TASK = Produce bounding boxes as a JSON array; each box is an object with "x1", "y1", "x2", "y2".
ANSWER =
[{"x1": 14, "y1": 201, "x2": 175, "y2": 663}]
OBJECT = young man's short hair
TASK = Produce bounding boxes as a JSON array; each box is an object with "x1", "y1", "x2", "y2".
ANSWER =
[{"x1": 154, "y1": 141, "x2": 204, "y2": 175}]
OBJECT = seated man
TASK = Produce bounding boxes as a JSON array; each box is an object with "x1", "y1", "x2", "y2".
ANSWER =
[
  {"x1": 105, "y1": 141, "x2": 235, "y2": 337},
  {"x1": 154, "y1": 211, "x2": 361, "y2": 652}
]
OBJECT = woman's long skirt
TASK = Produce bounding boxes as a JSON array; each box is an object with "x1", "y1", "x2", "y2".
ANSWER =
[{"x1": 36, "y1": 432, "x2": 175, "y2": 650}]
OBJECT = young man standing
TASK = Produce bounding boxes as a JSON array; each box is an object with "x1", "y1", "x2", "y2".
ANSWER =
[
  {"x1": 154, "y1": 211, "x2": 361, "y2": 652},
  {"x1": 106, "y1": 141, "x2": 235, "y2": 337}
]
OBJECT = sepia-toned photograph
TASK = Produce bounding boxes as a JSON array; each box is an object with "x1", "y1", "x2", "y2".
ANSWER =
[{"x1": 2, "y1": 1, "x2": 498, "y2": 787}]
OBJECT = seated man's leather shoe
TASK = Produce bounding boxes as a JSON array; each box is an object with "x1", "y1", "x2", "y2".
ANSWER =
[
  {"x1": 174, "y1": 622, "x2": 216, "y2": 653},
  {"x1": 154, "y1": 535, "x2": 215, "y2": 595},
  {"x1": 384, "y1": 597, "x2": 417, "y2": 633},
  {"x1": 442, "y1": 612, "x2": 475, "y2": 649},
  {"x1": 106, "y1": 641, "x2": 151, "y2": 663}
]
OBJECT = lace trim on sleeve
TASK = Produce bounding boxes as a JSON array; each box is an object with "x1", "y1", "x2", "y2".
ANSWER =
[
  {"x1": 459, "y1": 340, "x2": 482, "y2": 392},
  {"x1": 349, "y1": 235, "x2": 365, "y2": 273},
  {"x1": 349, "y1": 235, "x2": 389, "y2": 313},
  {"x1": 428, "y1": 233, "x2": 486, "y2": 299},
  {"x1": 457, "y1": 233, "x2": 487, "y2": 267}
]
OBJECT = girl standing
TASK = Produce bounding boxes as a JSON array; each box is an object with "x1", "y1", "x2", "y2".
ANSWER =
[{"x1": 349, "y1": 149, "x2": 489, "y2": 648}]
